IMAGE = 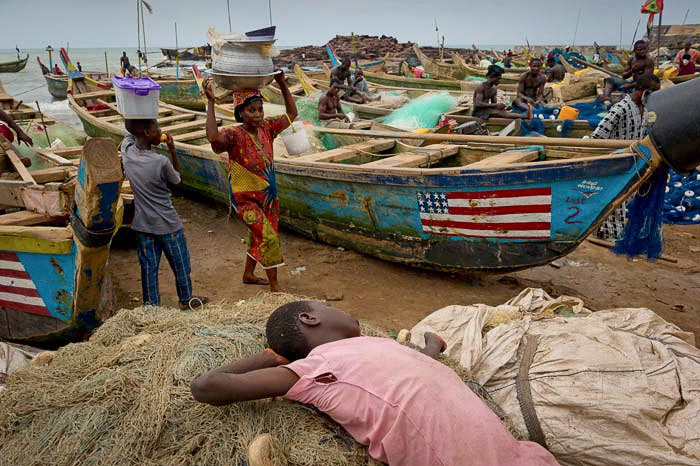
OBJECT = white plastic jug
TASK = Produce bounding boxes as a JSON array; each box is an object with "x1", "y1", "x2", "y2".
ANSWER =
[{"x1": 280, "y1": 121, "x2": 310, "y2": 155}]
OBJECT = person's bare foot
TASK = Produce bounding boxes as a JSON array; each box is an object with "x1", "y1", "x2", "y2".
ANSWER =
[
  {"x1": 243, "y1": 276, "x2": 269, "y2": 285},
  {"x1": 269, "y1": 283, "x2": 282, "y2": 293},
  {"x1": 526, "y1": 104, "x2": 534, "y2": 120}
]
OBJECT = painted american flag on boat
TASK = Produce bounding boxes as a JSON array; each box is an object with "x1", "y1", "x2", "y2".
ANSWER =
[
  {"x1": 0, "y1": 251, "x2": 50, "y2": 316},
  {"x1": 416, "y1": 187, "x2": 552, "y2": 239}
]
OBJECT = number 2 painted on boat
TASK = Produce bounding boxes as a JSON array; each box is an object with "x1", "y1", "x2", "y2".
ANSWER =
[{"x1": 565, "y1": 206, "x2": 583, "y2": 224}]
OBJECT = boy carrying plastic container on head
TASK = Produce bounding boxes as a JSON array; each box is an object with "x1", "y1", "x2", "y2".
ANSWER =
[
  {"x1": 191, "y1": 301, "x2": 560, "y2": 466},
  {"x1": 121, "y1": 119, "x2": 208, "y2": 310}
]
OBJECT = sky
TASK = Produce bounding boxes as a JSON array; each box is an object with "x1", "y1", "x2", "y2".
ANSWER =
[{"x1": 3, "y1": 0, "x2": 699, "y2": 49}]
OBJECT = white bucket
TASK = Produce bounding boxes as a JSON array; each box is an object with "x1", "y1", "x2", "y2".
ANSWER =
[{"x1": 280, "y1": 121, "x2": 310, "y2": 155}]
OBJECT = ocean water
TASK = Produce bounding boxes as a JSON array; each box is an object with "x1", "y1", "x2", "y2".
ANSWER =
[{"x1": 0, "y1": 47, "x2": 196, "y2": 130}]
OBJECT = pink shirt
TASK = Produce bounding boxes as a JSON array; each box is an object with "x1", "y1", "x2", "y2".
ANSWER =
[{"x1": 284, "y1": 336, "x2": 558, "y2": 466}]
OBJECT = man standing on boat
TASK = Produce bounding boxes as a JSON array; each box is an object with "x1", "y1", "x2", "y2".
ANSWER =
[
  {"x1": 598, "y1": 40, "x2": 654, "y2": 102},
  {"x1": 472, "y1": 66, "x2": 532, "y2": 120},
  {"x1": 591, "y1": 74, "x2": 661, "y2": 241},
  {"x1": 120, "y1": 51, "x2": 136, "y2": 76},
  {"x1": 513, "y1": 58, "x2": 546, "y2": 110}
]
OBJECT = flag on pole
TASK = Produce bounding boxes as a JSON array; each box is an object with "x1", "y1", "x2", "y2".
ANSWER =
[{"x1": 641, "y1": 0, "x2": 664, "y2": 36}]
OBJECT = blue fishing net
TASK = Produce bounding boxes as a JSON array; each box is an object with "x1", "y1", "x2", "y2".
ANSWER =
[
  {"x1": 514, "y1": 101, "x2": 608, "y2": 136},
  {"x1": 663, "y1": 169, "x2": 700, "y2": 224},
  {"x1": 379, "y1": 92, "x2": 457, "y2": 130}
]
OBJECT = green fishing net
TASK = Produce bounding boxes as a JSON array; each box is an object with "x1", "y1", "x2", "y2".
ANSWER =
[{"x1": 379, "y1": 92, "x2": 457, "y2": 131}]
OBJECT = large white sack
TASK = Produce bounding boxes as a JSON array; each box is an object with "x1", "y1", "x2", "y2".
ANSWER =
[{"x1": 411, "y1": 288, "x2": 700, "y2": 466}]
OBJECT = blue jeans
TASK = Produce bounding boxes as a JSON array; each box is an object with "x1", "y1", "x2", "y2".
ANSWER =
[{"x1": 136, "y1": 229, "x2": 192, "y2": 305}]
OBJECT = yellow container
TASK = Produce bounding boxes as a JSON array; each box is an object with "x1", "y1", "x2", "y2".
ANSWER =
[{"x1": 558, "y1": 105, "x2": 580, "y2": 121}]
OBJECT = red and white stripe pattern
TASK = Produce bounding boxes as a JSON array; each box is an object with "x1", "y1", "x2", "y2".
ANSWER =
[
  {"x1": 0, "y1": 251, "x2": 50, "y2": 316},
  {"x1": 417, "y1": 187, "x2": 552, "y2": 239}
]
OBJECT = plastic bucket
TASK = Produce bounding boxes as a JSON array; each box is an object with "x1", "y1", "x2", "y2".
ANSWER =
[
  {"x1": 557, "y1": 105, "x2": 580, "y2": 121},
  {"x1": 112, "y1": 76, "x2": 161, "y2": 119},
  {"x1": 281, "y1": 121, "x2": 310, "y2": 155}
]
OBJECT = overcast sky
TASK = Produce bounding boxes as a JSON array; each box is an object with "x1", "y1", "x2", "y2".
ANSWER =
[{"x1": 4, "y1": 0, "x2": 698, "y2": 49}]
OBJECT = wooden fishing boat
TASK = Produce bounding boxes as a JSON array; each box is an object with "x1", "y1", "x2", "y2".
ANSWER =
[
  {"x1": 412, "y1": 45, "x2": 468, "y2": 80},
  {"x1": 452, "y1": 53, "x2": 526, "y2": 83},
  {"x1": 43, "y1": 71, "x2": 111, "y2": 99},
  {"x1": 0, "y1": 55, "x2": 29, "y2": 73},
  {"x1": 0, "y1": 81, "x2": 87, "y2": 164},
  {"x1": 152, "y1": 75, "x2": 207, "y2": 110},
  {"x1": 0, "y1": 137, "x2": 123, "y2": 345},
  {"x1": 364, "y1": 70, "x2": 479, "y2": 91},
  {"x1": 66, "y1": 76, "x2": 700, "y2": 274}
]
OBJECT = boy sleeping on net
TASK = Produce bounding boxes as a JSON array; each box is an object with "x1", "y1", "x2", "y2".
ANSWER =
[{"x1": 190, "y1": 301, "x2": 559, "y2": 466}]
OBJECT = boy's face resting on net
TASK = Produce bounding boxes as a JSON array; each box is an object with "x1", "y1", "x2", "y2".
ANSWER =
[{"x1": 301, "y1": 302, "x2": 362, "y2": 340}]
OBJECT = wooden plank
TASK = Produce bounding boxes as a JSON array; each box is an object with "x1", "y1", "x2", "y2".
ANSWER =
[
  {"x1": 172, "y1": 129, "x2": 207, "y2": 142},
  {"x1": 71, "y1": 90, "x2": 116, "y2": 101},
  {"x1": 0, "y1": 210, "x2": 65, "y2": 226},
  {"x1": 363, "y1": 145, "x2": 459, "y2": 168},
  {"x1": 313, "y1": 127, "x2": 633, "y2": 149},
  {"x1": 161, "y1": 118, "x2": 211, "y2": 133},
  {"x1": 157, "y1": 113, "x2": 196, "y2": 125},
  {"x1": 294, "y1": 139, "x2": 397, "y2": 163},
  {"x1": 497, "y1": 120, "x2": 517, "y2": 137},
  {"x1": 35, "y1": 150, "x2": 76, "y2": 167},
  {"x1": 467, "y1": 149, "x2": 541, "y2": 168},
  {"x1": 101, "y1": 106, "x2": 173, "y2": 122},
  {"x1": 28, "y1": 167, "x2": 74, "y2": 183},
  {"x1": 1, "y1": 139, "x2": 35, "y2": 183}
]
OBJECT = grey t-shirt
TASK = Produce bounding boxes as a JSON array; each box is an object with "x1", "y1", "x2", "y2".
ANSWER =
[{"x1": 121, "y1": 134, "x2": 183, "y2": 235}]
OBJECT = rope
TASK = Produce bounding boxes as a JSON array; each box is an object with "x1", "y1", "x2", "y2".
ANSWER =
[
  {"x1": 10, "y1": 83, "x2": 46, "y2": 97},
  {"x1": 515, "y1": 334, "x2": 548, "y2": 448}
]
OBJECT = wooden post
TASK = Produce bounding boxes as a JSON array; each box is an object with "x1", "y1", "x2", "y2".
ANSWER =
[
  {"x1": 72, "y1": 138, "x2": 123, "y2": 321},
  {"x1": 656, "y1": 10, "x2": 663, "y2": 67},
  {"x1": 104, "y1": 51, "x2": 108, "y2": 74}
]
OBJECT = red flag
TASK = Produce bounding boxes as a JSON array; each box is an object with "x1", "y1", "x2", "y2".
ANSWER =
[{"x1": 641, "y1": 0, "x2": 663, "y2": 14}]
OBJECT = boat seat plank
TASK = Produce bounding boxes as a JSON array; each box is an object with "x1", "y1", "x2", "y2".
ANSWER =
[
  {"x1": 28, "y1": 167, "x2": 75, "y2": 184},
  {"x1": 157, "y1": 113, "x2": 197, "y2": 125},
  {"x1": 0, "y1": 210, "x2": 65, "y2": 226},
  {"x1": 363, "y1": 145, "x2": 459, "y2": 168},
  {"x1": 161, "y1": 118, "x2": 213, "y2": 133},
  {"x1": 72, "y1": 90, "x2": 116, "y2": 101},
  {"x1": 172, "y1": 129, "x2": 208, "y2": 142},
  {"x1": 294, "y1": 139, "x2": 396, "y2": 163},
  {"x1": 101, "y1": 107, "x2": 173, "y2": 122},
  {"x1": 467, "y1": 149, "x2": 541, "y2": 168}
]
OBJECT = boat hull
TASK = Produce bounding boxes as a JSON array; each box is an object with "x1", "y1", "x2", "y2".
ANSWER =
[
  {"x1": 0, "y1": 55, "x2": 29, "y2": 73},
  {"x1": 45, "y1": 74, "x2": 68, "y2": 99},
  {"x1": 157, "y1": 79, "x2": 205, "y2": 110}
]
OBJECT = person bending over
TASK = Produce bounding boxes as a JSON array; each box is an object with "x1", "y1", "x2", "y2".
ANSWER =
[{"x1": 191, "y1": 301, "x2": 560, "y2": 466}]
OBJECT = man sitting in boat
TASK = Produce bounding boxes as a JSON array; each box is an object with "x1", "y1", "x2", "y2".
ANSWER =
[
  {"x1": 330, "y1": 57, "x2": 367, "y2": 104},
  {"x1": 678, "y1": 54, "x2": 699, "y2": 76},
  {"x1": 545, "y1": 57, "x2": 566, "y2": 83},
  {"x1": 599, "y1": 40, "x2": 654, "y2": 102},
  {"x1": 674, "y1": 42, "x2": 700, "y2": 69},
  {"x1": 318, "y1": 83, "x2": 352, "y2": 128},
  {"x1": 513, "y1": 57, "x2": 546, "y2": 110},
  {"x1": 53, "y1": 64, "x2": 63, "y2": 75},
  {"x1": 591, "y1": 73, "x2": 660, "y2": 241},
  {"x1": 472, "y1": 65, "x2": 532, "y2": 120},
  {"x1": 351, "y1": 69, "x2": 380, "y2": 102}
]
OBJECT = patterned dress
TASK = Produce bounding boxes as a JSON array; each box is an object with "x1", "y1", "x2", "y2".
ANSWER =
[
  {"x1": 592, "y1": 95, "x2": 649, "y2": 241},
  {"x1": 211, "y1": 116, "x2": 289, "y2": 268}
]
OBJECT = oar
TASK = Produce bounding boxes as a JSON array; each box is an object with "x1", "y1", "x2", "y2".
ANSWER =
[
  {"x1": 570, "y1": 56, "x2": 621, "y2": 78},
  {"x1": 34, "y1": 101, "x2": 52, "y2": 147}
]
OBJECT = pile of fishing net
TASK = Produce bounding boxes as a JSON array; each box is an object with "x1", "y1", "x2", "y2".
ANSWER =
[
  {"x1": 664, "y1": 168, "x2": 700, "y2": 224},
  {"x1": 379, "y1": 91, "x2": 457, "y2": 130},
  {"x1": 0, "y1": 293, "x2": 521, "y2": 466}
]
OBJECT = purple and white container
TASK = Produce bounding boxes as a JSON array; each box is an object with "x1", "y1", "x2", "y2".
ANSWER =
[{"x1": 111, "y1": 76, "x2": 161, "y2": 119}]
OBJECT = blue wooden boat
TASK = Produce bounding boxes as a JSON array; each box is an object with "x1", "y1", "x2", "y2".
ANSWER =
[
  {"x1": 0, "y1": 138, "x2": 123, "y2": 345},
  {"x1": 67, "y1": 79, "x2": 700, "y2": 272}
]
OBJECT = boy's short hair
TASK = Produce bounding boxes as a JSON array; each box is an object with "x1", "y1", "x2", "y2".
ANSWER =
[
  {"x1": 266, "y1": 301, "x2": 315, "y2": 362},
  {"x1": 635, "y1": 74, "x2": 660, "y2": 90},
  {"x1": 634, "y1": 40, "x2": 647, "y2": 49},
  {"x1": 486, "y1": 64, "x2": 503, "y2": 77},
  {"x1": 683, "y1": 53, "x2": 692, "y2": 60},
  {"x1": 124, "y1": 119, "x2": 158, "y2": 136}
]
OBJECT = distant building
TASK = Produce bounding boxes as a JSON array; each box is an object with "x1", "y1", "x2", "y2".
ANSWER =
[{"x1": 647, "y1": 24, "x2": 700, "y2": 49}]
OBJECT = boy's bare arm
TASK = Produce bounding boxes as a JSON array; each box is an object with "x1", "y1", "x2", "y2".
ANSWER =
[{"x1": 191, "y1": 351, "x2": 298, "y2": 405}]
